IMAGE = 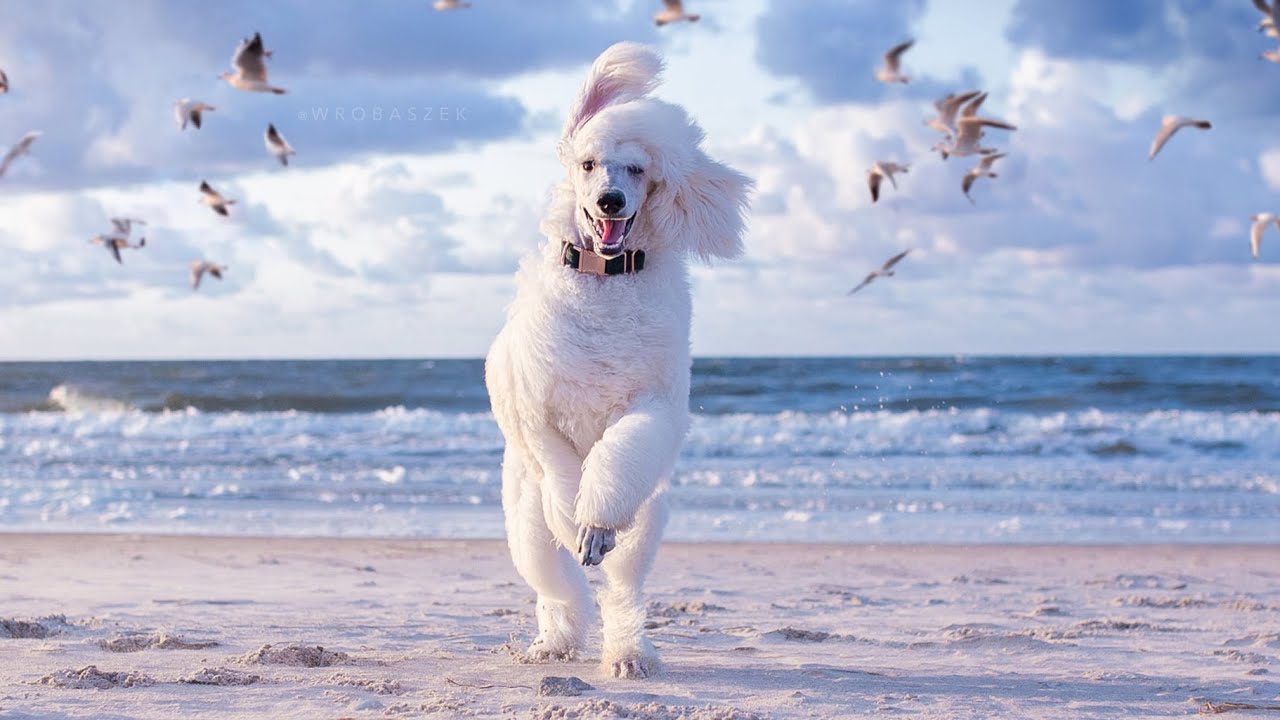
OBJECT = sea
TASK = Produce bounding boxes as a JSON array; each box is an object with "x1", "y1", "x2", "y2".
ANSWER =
[{"x1": 0, "y1": 357, "x2": 1277, "y2": 544}]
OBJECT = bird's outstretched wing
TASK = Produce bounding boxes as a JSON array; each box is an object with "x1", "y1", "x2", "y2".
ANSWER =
[
  {"x1": 232, "y1": 32, "x2": 269, "y2": 81},
  {"x1": 848, "y1": 273, "x2": 877, "y2": 295},
  {"x1": 881, "y1": 249, "x2": 912, "y2": 272},
  {"x1": 1148, "y1": 120, "x2": 1179, "y2": 161},
  {"x1": 884, "y1": 39, "x2": 914, "y2": 68}
]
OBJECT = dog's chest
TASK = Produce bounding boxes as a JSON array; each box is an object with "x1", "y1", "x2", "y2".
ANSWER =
[
  {"x1": 547, "y1": 286, "x2": 672, "y2": 390},
  {"x1": 513, "y1": 270, "x2": 688, "y2": 438}
]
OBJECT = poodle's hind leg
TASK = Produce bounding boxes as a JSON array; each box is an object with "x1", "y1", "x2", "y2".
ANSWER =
[
  {"x1": 599, "y1": 494, "x2": 668, "y2": 679},
  {"x1": 503, "y1": 451, "x2": 593, "y2": 661}
]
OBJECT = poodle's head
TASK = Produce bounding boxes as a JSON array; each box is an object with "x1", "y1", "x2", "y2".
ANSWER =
[{"x1": 546, "y1": 42, "x2": 751, "y2": 262}]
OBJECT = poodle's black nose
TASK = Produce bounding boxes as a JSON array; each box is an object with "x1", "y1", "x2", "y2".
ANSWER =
[{"x1": 596, "y1": 190, "x2": 626, "y2": 216}]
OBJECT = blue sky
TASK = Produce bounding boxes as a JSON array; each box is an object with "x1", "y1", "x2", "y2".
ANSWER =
[{"x1": 0, "y1": 0, "x2": 1277, "y2": 359}]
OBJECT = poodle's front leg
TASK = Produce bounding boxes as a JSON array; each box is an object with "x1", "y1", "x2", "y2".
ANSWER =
[
  {"x1": 574, "y1": 396, "x2": 685, "y2": 564},
  {"x1": 525, "y1": 423, "x2": 587, "y2": 547}
]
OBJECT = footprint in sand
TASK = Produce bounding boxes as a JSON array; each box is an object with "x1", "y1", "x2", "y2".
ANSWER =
[
  {"x1": 1223, "y1": 632, "x2": 1280, "y2": 649},
  {"x1": 1111, "y1": 595, "x2": 1210, "y2": 609},
  {"x1": 97, "y1": 631, "x2": 219, "y2": 652},
  {"x1": 325, "y1": 672, "x2": 405, "y2": 695},
  {"x1": 646, "y1": 601, "x2": 728, "y2": 618},
  {"x1": 1212, "y1": 649, "x2": 1270, "y2": 664},
  {"x1": 1091, "y1": 574, "x2": 1190, "y2": 590},
  {"x1": 531, "y1": 699, "x2": 762, "y2": 720},
  {"x1": 2, "y1": 614, "x2": 73, "y2": 639},
  {"x1": 180, "y1": 667, "x2": 261, "y2": 686},
  {"x1": 238, "y1": 643, "x2": 351, "y2": 667},
  {"x1": 38, "y1": 666, "x2": 155, "y2": 689},
  {"x1": 763, "y1": 627, "x2": 833, "y2": 642}
]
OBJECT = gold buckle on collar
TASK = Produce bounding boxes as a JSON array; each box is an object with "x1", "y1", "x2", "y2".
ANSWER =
[{"x1": 577, "y1": 249, "x2": 608, "y2": 275}]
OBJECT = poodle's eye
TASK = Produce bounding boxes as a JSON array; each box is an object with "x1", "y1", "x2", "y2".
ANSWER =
[
  {"x1": 627, "y1": 165, "x2": 644, "y2": 176},
  {"x1": 581, "y1": 160, "x2": 595, "y2": 173}
]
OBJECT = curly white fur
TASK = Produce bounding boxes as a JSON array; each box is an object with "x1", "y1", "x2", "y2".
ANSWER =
[{"x1": 484, "y1": 42, "x2": 751, "y2": 678}]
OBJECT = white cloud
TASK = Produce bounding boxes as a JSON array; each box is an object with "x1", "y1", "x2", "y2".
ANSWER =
[
  {"x1": 1, "y1": 1, "x2": 1277, "y2": 359},
  {"x1": 1259, "y1": 148, "x2": 1280, "y2": 191}
]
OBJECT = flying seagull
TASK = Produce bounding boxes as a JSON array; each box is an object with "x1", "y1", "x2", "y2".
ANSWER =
[
  {"x1": 110, "y1": 217, "x2": 147, "y2": 238},
  {"x1": 962, "y1": 152, "x2": 1007, "y2": 204},
  {"x1": 1250, "y1": 213, "x2": 1278, "y2": 259},
  {"x1": 848, "y1": 250, "x2": 912, "y2": 296},
  {"x1": 875, "y1": 39, "x2": 914, "y2": 84},
  {"x1": 220, "y1": 32, "x2": 286, "y2": 94},
  {"x1": 925, "y1": 90, "x2": 983, "y2": 139},
  {"x1": 655, "y1": 0, "x2": 700, "y2": 26},
  {"x1": 199, "y1": 180, "x2": 237, "y2": 216},
  {"x1": 264, "y1": 124, "x2": 295, "y2": 166},
  {"x1": 1255, "y1": 0, "x2": 1280, "y2": 36},
  {"x1": 1148, "y1": 115, "x2": 1211, "y2": 160},
  {"x1": 190, "y1": 261, "x2": 227, "y2": 290},
  {"x1": 932, "y1": 93, "x2": 1016, "y2": 159},
  {"x1": 174, "y1": 99, "x2": 216, "y2": 130},
  {"x1": 1262, "y1": 48, "x2": 1280, "y2": 64},
  {"x1": 0, "y1": 69, "x2": 8, "y2": 94},
  {"x1": 0, "y1": 131, "x2": 41, "y2": 178},
  {"x1": 90, "y1": 235, "x2": 146, "y2": 265},
  {"x1": 432, "y1": 0, "x2": 472, "y2": 9},
  {"x1": 867, "y1": 161, "x2": 909, "y2": 204}
]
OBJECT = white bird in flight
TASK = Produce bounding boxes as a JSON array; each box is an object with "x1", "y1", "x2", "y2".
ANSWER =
[
  {"x1": 264, "y1": 124, "x2": 296, "y2": 166},
  {"x1": 1250, "y1": 213, "x2": 1278, "y2": 259},
  {"x1": 190, "y1": 261, "x2": 227, "y2": 290},
  {"x1": 933, "y1": 93, "x2": 1016, "y2": 159},
  {"x1": 1262, "y1": 48, "x2": 1280, "y2": 64},
  {"x1": 1254, "y1": 0, "x2": 1280, "y2": 37},
  {"x1": 432, "y1": 0, "x2": 472, "y2": 9},
  {"x1": 220, "y1": 32, "x2": 286, "y2": 94},
  {"x1": 655, "y1": 0, "x2": 700, "y2": 26},
  {"x1": 0, "y1": 131, "x2": 40, "y2": 178},
  {"x1": 875, "y1": 39, "x2": 914, "y2": 84},
  {"x1": 848, "y1": 250, "x2": 912, "y2": 296},
  {"x1": 962, "y1": 152, "x2": 1007, "y2": 204},
  {"x1": 1148, "y1": 115, "x2": 1211, "y2": 160},
  {"x1": 90, "y1": 235, "x2": 146, "y2": 265},
  {"x1": 925, "y1": 90, "x2": 983, "y2": 139},
  {"x1": 110, "y1": 217, "x2": 146, "y2": 238},
  {"x1": 199, "y1": 180, "x2": 237, "y2": 217},
  {"x1": 867, "y1": 161, "x2": 909, "y2": 204},
  {"x1": 175, "y1": 99, "x2": 216, "y2": 130}
]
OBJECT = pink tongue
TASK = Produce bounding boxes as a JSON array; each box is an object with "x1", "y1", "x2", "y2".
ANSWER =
[{"x1": 599, "y1": 219, "x2": 625, "y2": 247}]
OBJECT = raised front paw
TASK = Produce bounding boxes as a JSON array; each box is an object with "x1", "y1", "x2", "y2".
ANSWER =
[{"x1": 575, "y1": 525, "x2": 616, "y2": 566}]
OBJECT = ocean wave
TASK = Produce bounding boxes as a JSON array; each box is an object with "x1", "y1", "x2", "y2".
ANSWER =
[
  {"x1": 9, "y1": 356, "x2": 1278, "y2": 416},
  {"x1": 684, "y1": 407, "x2": 1280, "y2": 460},
  {"x1": 5, "y1": 405, "x2": 1278, "y2": 461},
  {"x1": 44, "y1": 384, "x2": 137, "y2": 413}
]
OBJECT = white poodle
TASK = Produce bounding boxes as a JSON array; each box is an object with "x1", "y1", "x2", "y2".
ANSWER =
[{"x1": 484, "y1": 42, "x2": 750, "y2": 679}]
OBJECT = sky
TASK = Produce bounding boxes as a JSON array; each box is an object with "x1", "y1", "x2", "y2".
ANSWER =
[{"x1": 0, "y1": 0, "x2": 1277, "y2": 360}]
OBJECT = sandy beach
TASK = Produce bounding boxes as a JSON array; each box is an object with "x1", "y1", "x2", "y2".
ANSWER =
[{"x1": 1, "y1": 536, "x2": 1278, "y2": 719}]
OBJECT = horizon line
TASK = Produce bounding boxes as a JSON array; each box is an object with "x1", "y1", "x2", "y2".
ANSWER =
[{"x1": 2, "y1": 352, "x2": 1279, "y2": 364}]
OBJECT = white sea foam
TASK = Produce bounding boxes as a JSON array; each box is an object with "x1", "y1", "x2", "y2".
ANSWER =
[
  {"x1": 46, "y1": 384, "x2": 136, "y2": 414},
  {"x1": 2, "y1": 406, "x2": 1277, "y2": 542}
]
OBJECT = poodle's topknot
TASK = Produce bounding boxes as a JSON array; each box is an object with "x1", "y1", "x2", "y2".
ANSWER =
[{"x1": 560, "y1": 42, "x2": 665, "y2": 156}]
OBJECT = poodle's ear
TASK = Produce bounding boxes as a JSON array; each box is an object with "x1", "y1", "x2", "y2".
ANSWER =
[
  {"x1": 670, "y1": 151, "x2": 753, "y2": 262},
  {"x1": 559, "y1": 43, "x2": 663, "y2": 160}
]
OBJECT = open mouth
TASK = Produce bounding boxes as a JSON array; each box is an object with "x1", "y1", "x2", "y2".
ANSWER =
[{"x1": 583, "y1": 207, "x2": 636, "y2": 257}]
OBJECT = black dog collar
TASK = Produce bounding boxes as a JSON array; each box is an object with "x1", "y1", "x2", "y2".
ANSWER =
[{"x1": 562, "y1": 242, "x2": 645, "y2": 276}]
